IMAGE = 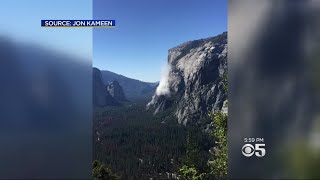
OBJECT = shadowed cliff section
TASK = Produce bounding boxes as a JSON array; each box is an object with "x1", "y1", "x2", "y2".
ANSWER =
[
  {"x1": 93, "y1": 67, "x2": 119, "y2": 107},
  {"x1": 101, "y1": 70, "x2": 158, "y2": 103},
  {"x1": 106, "y1": 80, "x2": 127, "y2": 102}
]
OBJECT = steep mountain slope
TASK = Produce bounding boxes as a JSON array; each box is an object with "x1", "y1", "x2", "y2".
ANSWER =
[
  {"x1": 106, "y1": 80, "x2": 127, "y2": 102},
  {"x1": 93, "y1": 68, "x2": 118, "y2": 107},
  {"x1": 147, "y1": 32, "x2": 228, "y2": 125},
  {"x1": 100, "y1": 70, "x2": 158, "y2": 102}
]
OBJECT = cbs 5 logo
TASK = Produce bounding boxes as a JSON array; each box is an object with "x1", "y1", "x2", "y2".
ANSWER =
[{"x1": 242, "y1": 144, "x2": 266, "y2": 157}]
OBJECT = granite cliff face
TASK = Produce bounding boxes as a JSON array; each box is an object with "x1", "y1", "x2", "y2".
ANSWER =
[
  {"x1": 101, "y1": 70, "x2": 157, "y2": 102},
  {"x1": 147, "y1": 32, "x2": 228, "y2": 125},
  {"x1": 106, "y1": 80, "x2": 127, "y2": 102},
  {"x1": 93, "y1": 68, "x2": 118, "y2": 107}
]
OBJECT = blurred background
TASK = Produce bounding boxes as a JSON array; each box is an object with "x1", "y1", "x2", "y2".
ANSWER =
[
  {"x1": 229, "y1": 0, "x2": 320, "y2": 179},
  {"x1": 0, "y1": 0, "x2": 92, "y2": 179}
]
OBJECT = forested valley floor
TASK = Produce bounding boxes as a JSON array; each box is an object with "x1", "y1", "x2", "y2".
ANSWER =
[{"x1": 93, "y1": 103, "x2": 214, "y2": 179}]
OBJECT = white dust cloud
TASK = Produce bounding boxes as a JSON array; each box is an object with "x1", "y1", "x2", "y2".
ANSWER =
[{"x1": 156, "y1": 63, "x2": 171, "y2": 96}]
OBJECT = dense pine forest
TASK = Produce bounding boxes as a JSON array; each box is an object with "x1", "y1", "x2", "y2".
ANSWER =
[{"x1": 93, "y1": 104, "x2": 216, "y2": 179}]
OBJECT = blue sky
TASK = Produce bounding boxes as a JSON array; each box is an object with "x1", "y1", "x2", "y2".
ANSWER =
[
  {"x1": 93, "y1": 0, "x2": 227, "y2": 82},
  {"x1": 0, "y1": 0, "x2": 92, "y2": 60}
]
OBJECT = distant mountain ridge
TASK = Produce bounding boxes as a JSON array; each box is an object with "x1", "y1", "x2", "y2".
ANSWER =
[{"x1": 100, "y1": 70, "x2": 158, "y2": 102}]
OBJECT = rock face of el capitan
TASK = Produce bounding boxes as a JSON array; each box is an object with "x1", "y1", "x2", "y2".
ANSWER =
[{"x1": 147, "y1": 32, "x2": 228, "y2": 125}]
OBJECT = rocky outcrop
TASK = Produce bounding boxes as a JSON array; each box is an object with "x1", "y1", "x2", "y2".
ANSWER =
[
  {"x1": 106, "y1": 80, "x2": 127, "y2": 102},
  {"x1": 101, "y1": 70, "x2": 158, "y2": 102},
  {"x1": 93, "y1": 68, "x2": 118, "y2": 107},
  {"x1": 147, "y1": 32, "x2": 228, "y2": 125}
]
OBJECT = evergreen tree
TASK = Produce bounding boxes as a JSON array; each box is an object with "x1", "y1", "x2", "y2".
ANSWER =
[
  {"x1": 93, "y1": 160, "x2": 120, "y2": 180},
  {"x1": 208, "y1": 111, "x2": 228, "y2": 180},
  {"x1": 185, "y1": 129, "x2": 200, "y2": 167},
  {"x1": 178, "y1": 165, "x2": 207, "y2": 180}
]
